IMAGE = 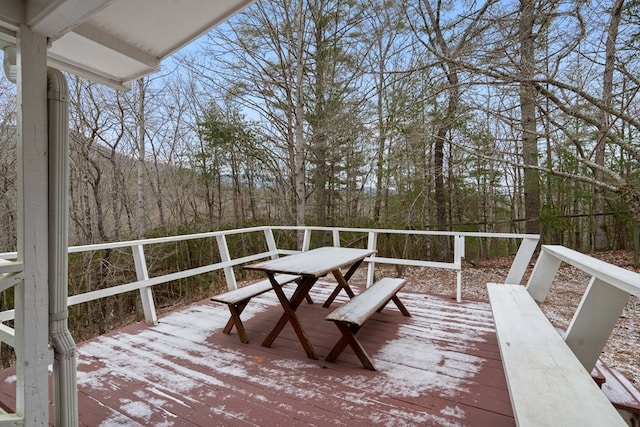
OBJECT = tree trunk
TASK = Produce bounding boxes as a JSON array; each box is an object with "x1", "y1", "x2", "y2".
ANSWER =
[
  {"x1": 137, "y1": 78, "x2": 146, "y2": 239},
  {"x1": 373, "y1": 67, "x2": 386, "y2": 223},
  {"x1": 519, "y1": 0, "x2": 540, "y2": 234},
  {"x1": 294, "y1": 0, "x2": 307, "y2": 235},
  {"x1": 594, "y1": 0, "x2": 623, "y2": 250}
]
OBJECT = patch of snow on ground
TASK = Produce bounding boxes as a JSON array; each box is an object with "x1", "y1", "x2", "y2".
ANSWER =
[
  {"x1": 98, "y1": 412, "x2": 145, "y2": 427},
  {"x1": 119, "y1": 399, "x2": 153, "y2": 423},
  {"x1": 440, "y1": 405, "x2": 465, "y2": 418},
  {"x1": 140, "y1": 387, "x2": 189, "y2": 408}
]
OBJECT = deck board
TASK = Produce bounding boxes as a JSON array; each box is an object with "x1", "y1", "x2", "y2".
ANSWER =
[{"x1": 0, "y1": 281, "x2": 514, "y2": 426}]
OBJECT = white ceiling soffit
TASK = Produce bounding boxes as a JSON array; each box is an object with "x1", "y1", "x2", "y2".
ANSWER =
[{"x1": 1, "y1": 0, "x2": 256, "y2": 90}]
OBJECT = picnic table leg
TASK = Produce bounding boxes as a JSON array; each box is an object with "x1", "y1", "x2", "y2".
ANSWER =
[
  {"x1": 323, "y1": 258, "x2": 365, "y2": 308},
  {"x1": 262, "y1": 275, "x2": 319, "y2": 359},
  {"x1": 293, "y1": 277, "x2": 314, "y2": 304}
]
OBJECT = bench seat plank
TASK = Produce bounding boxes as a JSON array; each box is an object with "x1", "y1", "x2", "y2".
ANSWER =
[
  {"x1": 211, "y1": 273, "x2": 300, "y2": 343},
  {"x1": 325, "y1": 278, "x2": 409, "y2": 326},
  {"x1": 211, "y1": 274, "x2": 300, "y2": 305},
  {"x1": 487, "y1": 283, "x2": 626, "y2": 427},
  {"x1": 325, "y1": 277, "x2": 410, "y2": 370}
]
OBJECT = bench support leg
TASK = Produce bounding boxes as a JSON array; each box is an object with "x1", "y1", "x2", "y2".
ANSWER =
[
  {"x1": 326, "y1": 323, "x2": 376, "y2": 371},
  {"x1": 391, "y1": 295, "x2": 411, "y2": 316},
  {"x1": 374, "y1": 295, "x2": 411, "y2": 317},
  {"x1": 223, "y1": 301, "x2": 250, "y2": 344}
]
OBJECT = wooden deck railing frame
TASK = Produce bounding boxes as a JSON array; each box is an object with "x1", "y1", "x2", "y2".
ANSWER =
[{"x1": 0, "y1": 226, "x2": 538, "y2": 334}]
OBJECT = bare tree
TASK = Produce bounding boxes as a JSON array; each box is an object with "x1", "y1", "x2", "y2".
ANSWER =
[
  {"x1": 0, "y1": 76, "x2": 17, "y2": 252},
  {"x1": 136, "y1": 78, "x2": 147, "y2": 238},
  {"x1": 408, "y1": 0, "x2": 497, "y2": 255}
]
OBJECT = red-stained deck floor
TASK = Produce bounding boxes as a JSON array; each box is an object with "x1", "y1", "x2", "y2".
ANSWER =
[{"x1": 0, "y1": 281, "x2": 514, "y2": 426}]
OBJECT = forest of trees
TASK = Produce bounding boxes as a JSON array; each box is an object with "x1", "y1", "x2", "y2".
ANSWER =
[{"x1": 1, "y1": 0, "x2": 640, "y2": 254}]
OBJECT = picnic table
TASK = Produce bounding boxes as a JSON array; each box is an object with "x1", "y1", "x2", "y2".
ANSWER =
[{"x1": 245, "y1": 246, "x2": 375, "y2": 359}]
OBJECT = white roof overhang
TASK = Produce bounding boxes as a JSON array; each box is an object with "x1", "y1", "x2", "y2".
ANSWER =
[{"x1": 0, "y1": 0, "x2": 254, "y2": 89}]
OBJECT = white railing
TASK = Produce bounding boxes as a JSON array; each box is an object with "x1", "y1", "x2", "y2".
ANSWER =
[
  {"x1": 0, "y1": 226, "x2": 539, "y2": 331},
  {"x1": 526, "y1": 245, "x2": 640, "y2": 372}
]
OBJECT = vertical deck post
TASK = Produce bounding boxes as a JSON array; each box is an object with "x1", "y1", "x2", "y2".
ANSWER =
[
  {"x1": 505, "y1": 237, "x2": 539, "y2": 285},
  {"x1": 302, "y1": 228, "x2": 311, "y2": 251},
  {"x1": 332, "y1": 229, "x2": 340, "y2": 247},
  {"x1": 526, "y1": 248, "x2": 562, "y2": 303},
  {"x1": 264, "y1": 228, "x2": 279, "y2": 259},
  {"x1": 132, "y1": 244, "x2": 157, "y2": 324},
  {"x1": 454, "y1": 235, "x2": 464, "y2": 302},
  {"x1": 366, "y1": 231, "x2": 377, "y2": 287},
  {"x1": 216, "y1": 235, "x2": 238, "y2": 291},
  {"x1": 15, "y1": 25, "x2": 50, "y2": 426}
]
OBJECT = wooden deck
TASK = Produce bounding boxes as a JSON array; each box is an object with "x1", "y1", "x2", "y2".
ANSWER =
[{"x1": 0, "y1": 281, "x2": 514, "y2": 426}]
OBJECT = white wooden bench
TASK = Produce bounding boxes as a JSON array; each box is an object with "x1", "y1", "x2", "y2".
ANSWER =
[
  {"x1": 530, "y1": 245, "x2": 640, "y2": 425},
  {"x1": 325, "y1": 277, "x2": 410, "y2": 370},
  {"x1": 488, "y1": 283, "x2": 627, "y2": 426},
  {"x1": 211, "y1": 273, "x2": 301, "y2": 343},
  {"x1": 553, "y1": 326, "x2": 640, "y2": 423}
]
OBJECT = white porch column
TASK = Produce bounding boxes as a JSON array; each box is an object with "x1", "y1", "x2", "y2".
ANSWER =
[{"x1": 15, "y1": 25, "x2": 50, "y2": 425}]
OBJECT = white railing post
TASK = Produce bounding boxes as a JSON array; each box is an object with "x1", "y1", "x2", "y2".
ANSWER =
[
  {"x1": 525, "y1": 248, "x2": 562, "y2": 303},
  {"x1": 565, "y1": 277, "x2": 630, "y2": 371},
  {"x1": 454, "y1": 234, "x2": 464, "y2": 302},
  {"x1": 366, "y1": 231, "x2": 377, "y2": 287},
  {"x1": 505, "y1": 237, "x2": 539, "y2": 285},
  {"x1": 302, "y1": 228, "x2": 312, "y2": 251},
  {"x1": 216, "y1": 235, "x2": 238, "y2": 291},
  {"x1": 132, "y1": 244, "x2": 157, "y2": 324},
  {"x1": 264, "y1": 227, "x2": 279, "y2": 259},
  {"x1": 332, "y1": 229, "x2": 340, "y2": 247}
]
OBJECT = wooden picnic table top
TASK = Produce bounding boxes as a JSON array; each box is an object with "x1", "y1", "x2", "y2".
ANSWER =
[{"x1": 245, "y1": 247, "x2": 375, "y2": 278}]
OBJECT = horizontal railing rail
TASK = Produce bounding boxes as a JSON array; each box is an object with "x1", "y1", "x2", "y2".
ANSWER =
[{"x1": 0, "y1": 226, "x2": 539, "y2": 341}]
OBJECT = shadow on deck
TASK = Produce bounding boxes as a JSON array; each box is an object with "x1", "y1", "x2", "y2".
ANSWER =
[{"x1": 0, "y1": 281, "x2": 514, "y2": 426}]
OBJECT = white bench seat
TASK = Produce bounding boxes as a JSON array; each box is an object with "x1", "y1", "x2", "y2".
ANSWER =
[
  {"x1": 325, "y1": 277, "x2": 410, "y2": 370},
  {"x1": 211, "y1": 273, "x2": 300, "y2": 343},
  {"x1": 487, "y1": 283, "x2": 626, "y2": 426}
]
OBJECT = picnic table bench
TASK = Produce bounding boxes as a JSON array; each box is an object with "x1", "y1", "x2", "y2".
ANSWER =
[
  {"x1": 211, "y1": 273, "x2": 301, "y2": 343},
  {"x1": 488, "y1": 244, "x2": 640, "y2": 427},
  {"x1": 593, "y1": 359, "x2": 640, "y2": 424},
  {"x1": 325, "y1": 277, "x2": 410, "y2": 370}
]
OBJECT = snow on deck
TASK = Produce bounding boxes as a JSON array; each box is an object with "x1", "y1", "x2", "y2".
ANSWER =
[{"x1": 0, "y1": 281, "x2": 514, "y2": 426}]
